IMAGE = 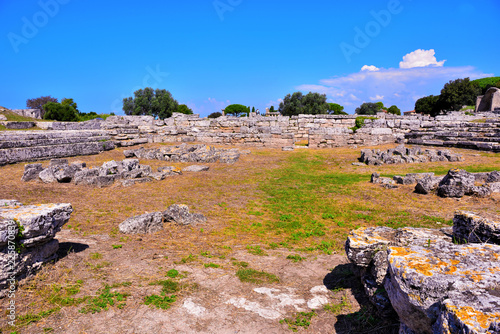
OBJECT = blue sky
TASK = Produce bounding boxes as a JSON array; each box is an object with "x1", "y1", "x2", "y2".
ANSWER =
[{"x1": 1, "y1": 0, "x2": 499, "y2": 116}]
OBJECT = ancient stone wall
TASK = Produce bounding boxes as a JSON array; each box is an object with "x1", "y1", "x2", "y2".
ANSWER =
[
  {"x1": 10, "y1": 109, "x2": 42, "y2": 119},
  {"x1": 1, "y1": 112, "x2": 500, "y2": 165}
]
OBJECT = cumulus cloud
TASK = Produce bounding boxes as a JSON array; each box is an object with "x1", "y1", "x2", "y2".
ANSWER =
[
  {"x1": 361, "y1": 65, "x2": 380, "y2": 72},
  {"x1": 297, "y1": 54, "x2": 490, "y2": 113},
  {"x1": 399, "y1": 49, "x2": 446, "y2": 69},
  {"x1": 370, "y1": 95, "x2": 384, "y2": 101}
]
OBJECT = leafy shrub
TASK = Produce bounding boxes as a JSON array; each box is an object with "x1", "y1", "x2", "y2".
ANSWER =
[
  {"x1": 208, "y1": 112, "x2": 222, "y2": 118},
  {"x1": 43, "y1": 102, "x2": 79, "y2": 122}
]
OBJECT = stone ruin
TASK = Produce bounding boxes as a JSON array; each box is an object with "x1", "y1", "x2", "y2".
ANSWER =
[
  {"x1": 0, "y1": 200, "x2": 72, "y2": 297},
  {"x1": 345, "y1": 211, "x2": 500, "y2": 333},
  {"x1": 371, "y1": 169, "x2": 500, "y2": 197},
  {"x1": 476, "y1": 87, "x2": 500, "y2": 112},
  {"x1": 21, "y1": 158, "x2": 181, "y2": 188},
  {"x1": 359, "y1": 145, "x2": 463, "y2": 166},
  {"x1": 123, "y1": 143, "x2": 243, "y2": 164},
  {"x1": 118, "y1": 204, "x2": 206, "y2": 234}
]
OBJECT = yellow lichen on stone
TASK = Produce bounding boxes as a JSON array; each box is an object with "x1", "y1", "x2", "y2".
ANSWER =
[{"x1": 447, "y1": 304, "x2": 500, "y2": 330}]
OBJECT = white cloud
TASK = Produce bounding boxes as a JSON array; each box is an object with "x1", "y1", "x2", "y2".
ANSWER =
[
  {"x1": 399, "y1": 49, "x2": 446, "y2": 69},
  {"x1": 297, "y1": 63, "x2": 491, "y2": 113},
  {"x1": 370, "y1": 95, "x2": 384, "y2": 101},
  {"x1": 361, "y1": 65, "x2": 380, "y2": 72}
]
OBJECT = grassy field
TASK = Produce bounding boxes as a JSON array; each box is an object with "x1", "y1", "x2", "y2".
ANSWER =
[{"x1": 1, "y1": 144, "x2": 499, "y2": 333}]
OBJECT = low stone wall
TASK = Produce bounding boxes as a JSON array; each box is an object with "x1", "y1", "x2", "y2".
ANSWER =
[
  {"x1": 1, "y1": 112, "x2": 500, "y2": 165},
  {"x1": 0, "y1": 130, "x2": 114, "y2": 166}
]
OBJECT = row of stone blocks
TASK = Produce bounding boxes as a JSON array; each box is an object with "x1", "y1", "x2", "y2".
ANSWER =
[{"x1": 0, "y1": 130, "x2": 115, "y2": 166}]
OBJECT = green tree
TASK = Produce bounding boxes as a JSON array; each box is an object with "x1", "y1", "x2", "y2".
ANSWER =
[
  {"x1": 375, "y1": 102, "x2": 385, "y2": 111},
  {"x1": 471, "y1": 77, "x2": 500, "y2": 94},
  {"x1": 387, "y1": 105, "x2": 401, "y2": 115},
  {"x1": 61, "y1": 98, "x2": 80, "y2": 114},
  {"x1": 42, "y1": 102, "x2": 79, "y2": 122},
  {"x1": 26, "y1": 95, "x2": 58, "y2": 118},
  {"x1": 251, "y1": 106, "x2": 255, "y2": 113},
  {"x1": 327, "y1": 103, "x2": 347, "y2": 115},
  {"x1": 437, "y1": 78, "x2": 481, "y2": 112},
  {"x1": 415, "y1": 95, "x2": 440, "y2": 116},
  {"x1": 208, "y1": 112, "x2": 222, "y2": 118},
  {"x1": 355, "y1": 102, "x2": 380, "y2": 115},
  {"x1": 278, "y1": 92, "x2": 329, "y2": 116},
  {"x1": 123, "y1": 88, "x2": 179, "y2": 119},
  {"x1": 224, "y1": 104, "x2": 249, "y2": 117},
  {"x1": 177, "y1": 104, "x2": 193, "y2": 115},
  {"x1": 269, "y1": 105, "x2": 275, "y2": 113}
]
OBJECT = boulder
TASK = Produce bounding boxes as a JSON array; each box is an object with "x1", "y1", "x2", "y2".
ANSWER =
[
  {"x1": 21, "y1": 163, "x2": 43, "y2": 182},
  {"x1": 38, "y1": 167, "x2": 57, "y2": 183},
  {"x1": 73, "y1": 168, "x2": 99, "y2": 185},
  {"x1": 182, "y1": 165, "x2": 209, "y2": 173},
  {"x1": 453, "y1": 211, "x2": 500, "y2": 244},
  {"x1": 0, "y1": 201, "x2": 72, "y2": 297},
  {"x1": 486, "y1": 171, "x2": 500, "y2": 183},
  {"x1": 96, "y1": 175, "x2": 115, "y2": 188},
  {"x1": 118, "y1": 212, "x2": 164, "y2": 234},
  {"x1": 415, "y1": 175, "x2": 443, "y2": 195},
  {"x1": 53, "y1": 164, "x2": 81, "y2": 183},
  {"x1": 437, "y1": 169, "x2": 475, "y2": 198},
  {"x1": 163, "y1": 204, "x2": 206, "y2": 226},
  {"x1": 346, "y1": 212, "x2": 500, "y2": 334}
]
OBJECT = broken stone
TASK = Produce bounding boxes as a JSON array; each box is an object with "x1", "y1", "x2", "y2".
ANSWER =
[
  {"x1": 437, "y1": 169, "x2": 475, "y2": 198},
  {"x1": 0, "y1": 201, "x2": 73, "y2": 297},
  {"x1": 21, "y1": 163, "x2": 43, "y2": 182},
  {"x1": 415, "y1": 175, "x2": 442, "y2": 195},
  {"x1": 118, "y1": 212, "x2": 164, "y2": 234},
  {"x1": 163, "y1": 204, "x2": 206, "y2": 225},
  {"x1": 38, "y1": 167, "x2": 57, "y2": 183},
  {"x1": 182, "y1": 165, "x2": 209, "y2": 172},
  {"x1": 453, "y1": 211, "x2": 500, "y2": 244}
]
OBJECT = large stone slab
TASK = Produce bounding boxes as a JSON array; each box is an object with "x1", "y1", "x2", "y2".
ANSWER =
[
  {"x1": 345, "y1": 212, "x2": 500, "y2": 333},
  {"x1": 0, "y1": 200, "x2": 72, "y2": 298}
]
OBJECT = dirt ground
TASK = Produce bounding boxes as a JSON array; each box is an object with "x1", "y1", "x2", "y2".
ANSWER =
[{"x1": 0, "y1": 143, "x2": 499, "y2": 334}]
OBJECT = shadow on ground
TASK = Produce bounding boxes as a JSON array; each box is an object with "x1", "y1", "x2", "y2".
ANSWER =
[
  {"x1": 324, "y1": 263, "x2": 400, "y2": 334},
  {"x1": 56, "y1": 241, "x2": 89, "y2": 260}
]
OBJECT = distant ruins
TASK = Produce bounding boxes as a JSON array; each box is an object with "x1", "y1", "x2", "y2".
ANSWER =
[
  {"x1": 1, "y1": 108, "x2": 500, "y2": 165},
  {"x1": 476, "y1": 87, "x2": 500, "y2": 112}
]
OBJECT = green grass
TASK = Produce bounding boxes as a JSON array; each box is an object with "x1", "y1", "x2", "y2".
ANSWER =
[
  {"x1": 144, "y1": 279, "x2": 179, "y2": 309},
  {"x1": 17, "y1": 307, "x2": 61, "y2": 327},
  {"x1": 112, "y1": 244, "x2": 123, "y2": 249},
  {"x1": 204, "y1": 262, "x2": 221, "y2": 268},
  {"x1": 79, "y1": 285, "x2": 129, "y2": 314},
  {"x1": 286, "y1": 254, "x2": 305, "y2": 262},
  {"x1": 236, "y1": 268, "x2": 279, "y2": 284},
  {"x1": 166, "y1": 269, "x2": 179, "y2": 278},
  {"x1": 324, "y1": 294, "x2": 351, "y2": 315},
  {"x1": 246, "y1": 245, "x2": 268, "y2": 256},
  {"x1": 280, "y1": 311, "x2": 316, "y2": 332}
]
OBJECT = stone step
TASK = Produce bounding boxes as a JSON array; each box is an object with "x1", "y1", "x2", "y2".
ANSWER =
[
  {"x1": 0, "y1": 141, "x2": 115, "y2": 166},
  {"x1": 0, "y1": 135, "x2": 111, "y2": 149}
]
